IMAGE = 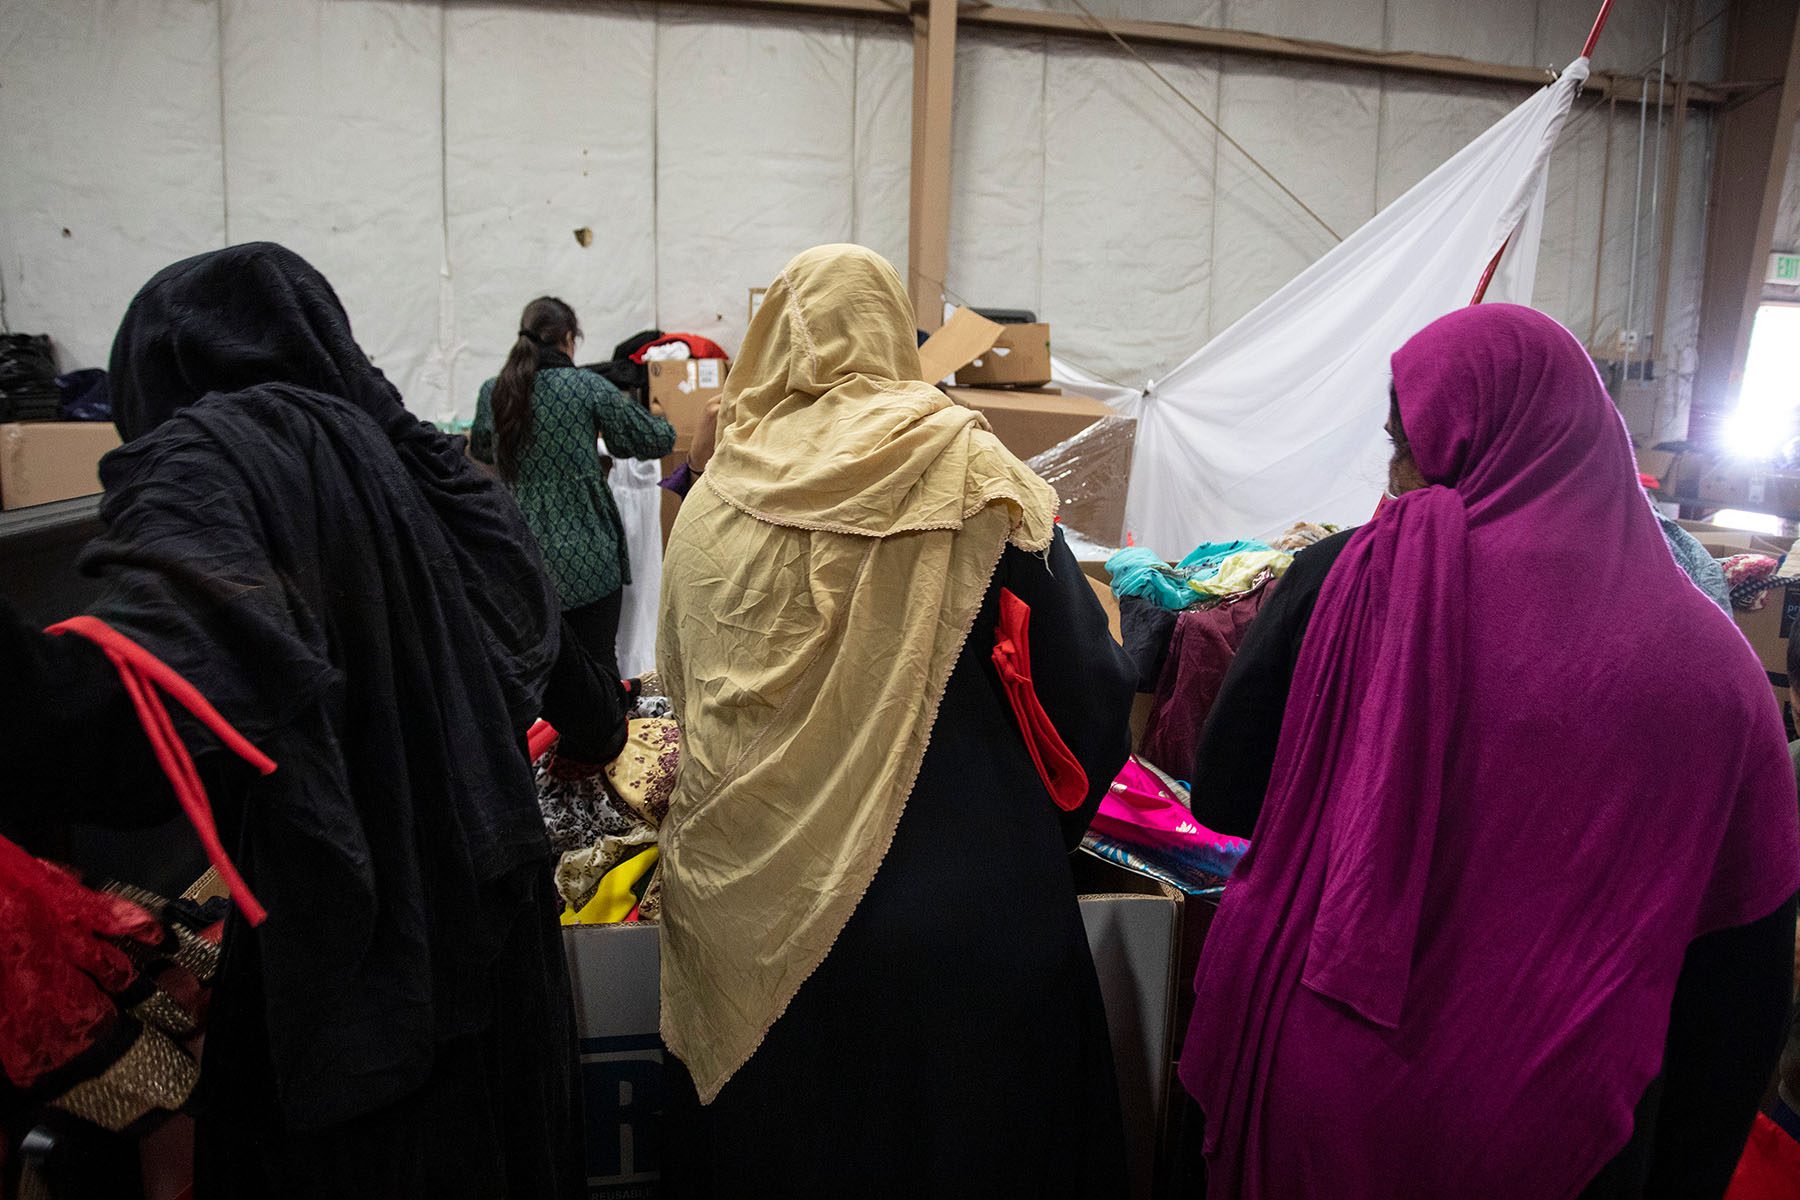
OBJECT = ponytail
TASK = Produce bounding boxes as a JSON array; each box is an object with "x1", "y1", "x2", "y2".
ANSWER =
[
  {"x1": 492, "y1": 334, "x2": 538, "y2": 483},
  {"x1": 492, "y1": 296, "x2": 581, "y2": 484}
]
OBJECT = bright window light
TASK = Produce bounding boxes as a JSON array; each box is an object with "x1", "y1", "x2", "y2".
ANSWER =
[
  {"x1": 1708, "y1": 509, "x2": 1786, "y2": 536},
  {"x1": 1724, "y1": 304, "x2": 1800, "y2": 459}
]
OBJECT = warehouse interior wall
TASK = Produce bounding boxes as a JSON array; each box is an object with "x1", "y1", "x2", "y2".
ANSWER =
[
  {"x1": 0, "y1": 0, "x2": 1746, "y2": 435},
  {"x1": 1770, "y1": 115, "x2": 1800, "y2": 300}
]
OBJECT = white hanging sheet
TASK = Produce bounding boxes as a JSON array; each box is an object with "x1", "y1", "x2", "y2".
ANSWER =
[{"x1": 1113, "y1": 58, "x2": 1588, "y2": 557}]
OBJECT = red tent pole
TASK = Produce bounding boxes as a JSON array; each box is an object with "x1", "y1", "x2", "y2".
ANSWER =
[
  {"x1": 1469, "y1": 235, "x2": 1512, "y2": 305},
  {"x1": 1582, "y1": 0, "x2": 1617, "y2": 59},
  {"x1": 1470, "y1": 0, "x2": 1614, "y2": 304}
]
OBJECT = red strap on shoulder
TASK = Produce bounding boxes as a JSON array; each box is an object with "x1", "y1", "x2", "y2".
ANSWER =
[
  {"x1": 47, "y1": 616, "x2": 273, "y2": 926},
  {"x1": 990, "y1": 589, "x2": 1089, "y2": 812}
]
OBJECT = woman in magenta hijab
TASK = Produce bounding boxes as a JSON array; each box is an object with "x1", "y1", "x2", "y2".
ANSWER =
[{"x1": 1179, "y1": 304, "x2": 1800, "y2": 1199}]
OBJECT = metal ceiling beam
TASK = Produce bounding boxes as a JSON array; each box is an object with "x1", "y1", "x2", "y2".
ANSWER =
[{"x1": 662, "y1": 0, "x2": 1732, "y2": 107}]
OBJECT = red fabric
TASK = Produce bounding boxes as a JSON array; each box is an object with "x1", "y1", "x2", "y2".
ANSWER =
[
  {"x1": 991, "y1": 588, "x2": 1088, "y2": 811},
  {"x1": 527, "y1": 718, "x2": 559, "y2": 761},
  {"x1": 0, "y1": 836, "x2": 161, "y2": 1087},
  {"x1": 1726, "y1": 1112, "x2": 1800, "y2": 1200},
  {"x1": 47, "y1": 616, "x2": 275, "y2": 926},
  {"x1": 626, "y1": 334, "x2": 729, "y2": 364}
]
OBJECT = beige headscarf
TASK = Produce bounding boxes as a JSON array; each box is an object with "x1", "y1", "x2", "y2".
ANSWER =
[{"x1": 656, "y1": 245, "x2": 1057, "y2": 1101}]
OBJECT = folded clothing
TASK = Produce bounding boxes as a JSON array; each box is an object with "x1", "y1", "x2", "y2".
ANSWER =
[
  {"x1": 1186, "y1": 549, "x2": 1292, "y2": 600},
  {"x1": 628, "y1": 333, "x2": 728, "y2": 363},
  {"x1": 1272, "y1": 521, "x2": 1341, "y2": 551},
  {"x1": 1107, "y1": 538, "x2": 1280, "y2": 612}
]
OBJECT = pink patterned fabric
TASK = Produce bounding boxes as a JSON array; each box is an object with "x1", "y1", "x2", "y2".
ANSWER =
[{"x1": 1090, "y1": 759, "x2": 1248, "y2": 884}]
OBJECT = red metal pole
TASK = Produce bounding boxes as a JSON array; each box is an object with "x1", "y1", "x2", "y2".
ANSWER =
[
  {"x1": 1470, "y1": 0, "x2": 1614, "y2": 304},
  {"x1": 1581, "y1": 0, "x2": 1617, "y2": 59},
  {"x1": 1470, "y1": 235, "x2": 1511, "y2": 305}
]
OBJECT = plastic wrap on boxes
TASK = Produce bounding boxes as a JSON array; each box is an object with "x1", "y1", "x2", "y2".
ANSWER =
[{"x1": 1026, "y1": 414, "x2": 1136, "y2": 548}]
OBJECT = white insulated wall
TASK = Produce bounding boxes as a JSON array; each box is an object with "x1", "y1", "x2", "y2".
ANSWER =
[{"x1": 0, "y1": 0, "x2": 1732, "y2": 429}]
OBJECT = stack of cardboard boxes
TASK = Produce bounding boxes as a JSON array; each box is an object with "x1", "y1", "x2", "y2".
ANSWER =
[
  {"x1": 647, "y1": 357, "x2": 729, "y2": 545},
  {"x1": 918, "y1": 308, "x2": 1136, "y2": 548},
  {"x1": 1639, "y1": 446, "x2": 1800, "y2": 522},
  {"x1": 650, "y1": 304, "x2": 1139, "y2": 552}
]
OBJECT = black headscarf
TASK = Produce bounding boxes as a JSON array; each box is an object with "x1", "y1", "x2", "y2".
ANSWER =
[{"x1": 89, "y1": 243, "x2": 563, "y2": 1129}]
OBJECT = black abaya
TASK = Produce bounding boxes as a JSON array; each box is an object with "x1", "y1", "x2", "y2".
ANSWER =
[
  {"x1": 1, "y1": 243, "x2": 608, "y2": 1199},
  {"x1": 665, "y1": 529, "x2": 1136, "y2": 1199}
]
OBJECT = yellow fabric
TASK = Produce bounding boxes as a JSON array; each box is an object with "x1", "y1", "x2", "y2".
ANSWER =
[
  {"x1": 561, "y1": 845, "x2": 659, "y2": 926},
  {"x1": 1185, "y1": 549, "x2": 1293, "y2": 599},
  {"x1": 555, "y1": 825, "x2": 658, "y2": 912},
  {"x1": 656, "y1": 245, "x2": 1058, "y2": 1102}
]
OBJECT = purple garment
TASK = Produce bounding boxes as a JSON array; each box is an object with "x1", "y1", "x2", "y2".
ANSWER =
[
  {"x1": 660, "y1": 460, "x2": 697, "y2": 498},
  {"x1": 1138, "y1": 585, "x2": 1271, "y2": 781},
  {"x1": 1179, "y1": 305, "x2": 1800, "y2": 1199}
]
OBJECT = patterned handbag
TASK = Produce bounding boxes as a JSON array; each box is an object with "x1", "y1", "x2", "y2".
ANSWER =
[{"x1": 3, "y1": 617, "x2": 274, "y2": 1193}]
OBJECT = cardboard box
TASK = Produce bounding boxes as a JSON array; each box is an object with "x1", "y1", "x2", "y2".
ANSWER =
[
  {"x1": 955, "y1": 323, "x2": 1052, "y2": 388},
  {"x1": 1640, "y1": 445, "x2": 1800, "y2": 519},
  {"x1": 1026, "y1": 411, "x2": 1137, "y2": 549},
  {"x1": 1728, "y1": 579, "x2": 1798, "y2": 689},
  {"x1": 565, "y1": 922, "x2": 665, "y2": 1199},
  {"x1": 917, "y1": 305, "x2": 1052, "y2": 389},
  {"x1": 1694, "y1": 461, "x2": 1800, "y2": 517},
  {"x1": 1635, "y1": 447, "x2": 1681, "y2": 491},
  {"x1": 949, "y1": 387, "x2": 1137, "y2": 546},
  {"x1": 562, "y1": 855, "x2": 1181, "y2": 1200},
  {"x1": 646, "y1": 359, "x2": 727, "y2": 453},
  {"x1": 948, "y1": 387, "x2": 1116, "y2": 462},
  {"x1": 0, "y1": 421, "x2": 119, "y2": 511},
  {"x1": 1070, "y1": 854, "x2": 1184, "y2": 1200},
  {"x1": 1085, "y1": 571, "x2": 1122, "y2": 643},
  {"x1": 918, "y1": 306, "x2": 1006, "y2": 384},
  {"x1": 1130, "y1": 692, "x2": 1156, "y2": 752}
]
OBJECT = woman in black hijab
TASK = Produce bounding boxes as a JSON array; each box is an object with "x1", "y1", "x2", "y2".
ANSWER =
[{"x1": 0, "y1": 243, "x2": 619, "y2": 1198}]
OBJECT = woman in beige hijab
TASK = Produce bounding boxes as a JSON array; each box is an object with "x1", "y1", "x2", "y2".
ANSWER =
[{"x1": 656, "y1": 245, "x2": 1136, "y2": 1196}]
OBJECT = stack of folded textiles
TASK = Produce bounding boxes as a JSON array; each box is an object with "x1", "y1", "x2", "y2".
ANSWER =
[{"x1": 1106, "y1": 539, "x2": 1294, "y2": 612}]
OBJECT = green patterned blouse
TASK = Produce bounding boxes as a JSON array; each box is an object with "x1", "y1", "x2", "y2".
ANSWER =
[{"x1": 472, "y1": 367, "x2": 675, "y2": 609}]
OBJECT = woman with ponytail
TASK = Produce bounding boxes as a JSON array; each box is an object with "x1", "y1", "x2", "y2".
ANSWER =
[{"x1": 474, "y1": 297, "x2": 675, "y2": 679}]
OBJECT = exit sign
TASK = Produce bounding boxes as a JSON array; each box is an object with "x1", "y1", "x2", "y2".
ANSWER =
[{"x1": 1771, "y1": 252, "x2": 1800, "y2": 284}]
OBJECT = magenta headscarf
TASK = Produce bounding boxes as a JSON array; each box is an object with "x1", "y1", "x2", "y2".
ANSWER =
[{"x1": 1178, "y1": 304, "x2": 1800, "y2": 1199}]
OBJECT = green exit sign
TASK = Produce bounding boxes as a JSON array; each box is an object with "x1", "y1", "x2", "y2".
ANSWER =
[{"x1": 1771, "y1": 252, "x2": 1800, "y2": 283}]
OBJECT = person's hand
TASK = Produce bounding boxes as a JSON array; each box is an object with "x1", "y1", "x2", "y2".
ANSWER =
[{"x1": 689, "y1": 398, "x2": 724, "y2": 474}]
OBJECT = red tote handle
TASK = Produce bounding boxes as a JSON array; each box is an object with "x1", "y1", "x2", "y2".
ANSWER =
[
  {"x1": 991, "y1": 589, "x2": 1089, "y2": 812},
  {"x1": 47, "y1": 616, "x2": 273, "y2": 926}
]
